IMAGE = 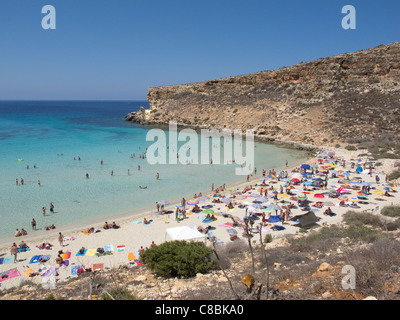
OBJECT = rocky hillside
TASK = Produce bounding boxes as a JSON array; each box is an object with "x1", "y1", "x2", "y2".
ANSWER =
[{"x1": 125, "y1": 43, "x2": 400, "y2": 147}]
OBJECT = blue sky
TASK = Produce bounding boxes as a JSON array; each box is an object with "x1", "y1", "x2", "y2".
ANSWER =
[{"x1": 0, "y1": 0, "x2": 398, "y2": 100}]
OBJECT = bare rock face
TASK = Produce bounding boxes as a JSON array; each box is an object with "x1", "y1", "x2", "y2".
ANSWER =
[{"x1": 126, "y1": 43, "x2": 400, "y2": 146}]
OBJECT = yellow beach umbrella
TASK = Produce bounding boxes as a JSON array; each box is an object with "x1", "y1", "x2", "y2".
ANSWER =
[
  {"x1": 278, "y1": 194, "x2": 288, "y2": 199},
  {"x1": 373, "y1": 190, "x2": 383, "y2": 195}
]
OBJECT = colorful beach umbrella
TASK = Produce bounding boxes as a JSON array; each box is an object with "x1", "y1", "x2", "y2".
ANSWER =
[
  {"x1": 297, "y1": 194, "x2": 307, "y2": 200},
  {"x1": 202, "y1": 209, "x2": 214, "y2": 214},
  {"x1": 198, "y1": 196, "x2": 210, "y2": 201},
  {"x1": 338, "y1": 195, "x2": 348, "y2": 201},
  {"x1": 157, "y1": 200, "x2": 170, "y2": 206},
  {"x1": 187, "y1": 199, "x2": 199, "y2": 205}
]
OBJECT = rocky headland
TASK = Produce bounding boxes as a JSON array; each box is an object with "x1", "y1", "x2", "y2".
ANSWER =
[{"x1": 125, "y1": 42, "x2": 400, "y2": 148}]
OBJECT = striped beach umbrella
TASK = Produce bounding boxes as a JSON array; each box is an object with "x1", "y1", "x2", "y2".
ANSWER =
[
  {"x1": 297, "y1": 193, "x2": 307, "y2": 200},
  {"x1": 187, "y1": 199, "x2": 199, "y2": 205},
  {"x1": 198, "y1": 196, "x2": 210, "y2": 201},
  {"x1": 338, "y1": 195, "x2": 348, "y2": 201}
]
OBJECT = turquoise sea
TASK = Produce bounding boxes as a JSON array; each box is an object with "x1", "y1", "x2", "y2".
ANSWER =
[{"x1": 0, "y1": 101, "x2": 308, "y2": 241}]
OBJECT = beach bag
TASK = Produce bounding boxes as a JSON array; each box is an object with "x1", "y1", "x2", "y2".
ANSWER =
[{"x1": 97, "y1": 248, "x2": 104, "y2": 254}]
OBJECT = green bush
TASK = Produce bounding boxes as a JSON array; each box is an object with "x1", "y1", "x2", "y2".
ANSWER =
[
  {"x1": 140, "y1": 240, "x2": 217, "y2": 278},
  {"x1": 345, "y1": 145, "x2": 357, "y2": 151},
  {"x1": 381, "y1": 206, "x2": 400, "y2": 218},
  {"x1": 343, "y1": 210, "x2": 384, "y2": 228},
  {"x1": 101, "y1": 288, "x2": 137, "y2": 300}
]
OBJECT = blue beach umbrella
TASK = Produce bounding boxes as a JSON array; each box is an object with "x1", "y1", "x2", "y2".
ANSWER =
[
  {"x1": 301, "y1": 164, "x2": 311, "y2": 170},
  {"x1": 221, "y1": 197, "x2": 232, "y2": 203},
  {"x1": 268, "y1": 204, "x2": 281, "y2": 211}
]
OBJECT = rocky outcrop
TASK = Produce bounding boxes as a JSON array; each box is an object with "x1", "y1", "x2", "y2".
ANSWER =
[{"x1": 126, "y1": 43, "x2": 400, "y2": 146}]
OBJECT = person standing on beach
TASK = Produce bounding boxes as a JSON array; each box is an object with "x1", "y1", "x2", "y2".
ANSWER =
[
  {"x1": 286, "y1": 160, "x2": 288, "y2": 168},
  {"x1": 156, "y1": 172, "x2": 159, "y2": 180},
  {"x1": 50, "y1": 203, "x2": 54, "y2": 214},
  {"x1": 11, "y1": 243, "x2": 18, "y2": 263},
  {"x1": 31, "y1": 218, "x2": 37, "y2": 231},
  {"x1": 58, "y1": 232, "x2": 64, "y2": 247},
  {"x1": 42, "y1": 207, "x2": 46, "y2": 216}
]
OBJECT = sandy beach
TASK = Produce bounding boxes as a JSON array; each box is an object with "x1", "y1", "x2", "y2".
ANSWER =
[{"x1": 0, "y1": 145, "x2": 399, "y2": 291}]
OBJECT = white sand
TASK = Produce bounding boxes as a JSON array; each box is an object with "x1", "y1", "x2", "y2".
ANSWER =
[{"x1": 0, "y1": 146, "x2": 399, "y2": 291}]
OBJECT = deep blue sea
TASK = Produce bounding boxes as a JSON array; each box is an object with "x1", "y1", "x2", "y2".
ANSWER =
[{"x1": 0, "y1": 101, "x2": 307, "y2": 241}]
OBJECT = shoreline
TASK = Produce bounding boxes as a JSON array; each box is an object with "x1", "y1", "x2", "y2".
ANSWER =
[
  {"x1": 0, "y1": 144, "x2": 310, "y2": 249},
  {"x1": 1, "y1": 141, "x2": 398, "y2": 292}
]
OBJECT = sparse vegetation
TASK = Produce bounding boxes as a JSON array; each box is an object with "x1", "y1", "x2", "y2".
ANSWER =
[{"x1": 381, "y1": 206, "x2": 400, "y2": 218}]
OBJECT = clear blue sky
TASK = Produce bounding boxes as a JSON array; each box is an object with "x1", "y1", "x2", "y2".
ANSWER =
[{"x1": 0, "y1": 0, "x2": 398, "y2": 100}]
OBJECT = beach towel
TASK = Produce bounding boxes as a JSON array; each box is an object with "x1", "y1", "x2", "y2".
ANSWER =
[
  {"x1": 29, "y1": 255, "x2": 43, "y2": 264},
  {"x1": 76, "y1": 249, "x2": 87, "y2": 256},
  {"x1": 268, "y1": 216, "x2": 282, "y2": 223},
  {"x1": 0, "y1": 258, "x2": 3, "y2": 265},
  {"x1": 71, "y1": 265, "x2": 83, "y2": 275},
  {"x1": 132, "y1": 220, "x2": 142, "y2": 224},
  {"x1": 134, "y1": 259, "x2": 144, "y2": 266},
  {"x1": 104, "y1": 245, "x2": 113, "y2": 252},
  {"x1": 63, "y1": 236, "x2": 77, "y2": 241},
  {"x1": 92, "y1": 263, "x2": 104, "y2": 272},
  {"x1": 61, "y1": 252, "x2": 71, "y2": 259},
  {"x1": 39, "y1": 255, "x2": 50, "y2": 263},
  {"x1": 24, "y1": 268, "x2": 40, "y2": 277},
  {"x1": 128, "y1": 252, "x2": 135, "y2": 261},
  {"x1": 202, "y1": 218, "x2": 213, "y2": 223},
  {"x1": 17, "y1": 247, "x2": 30, "y2": 252},
  {"x1": 117, "y1": 245, "x2": 125, "y2": 252},
  {"x1": 3, "y1": 256, "x2": 14, "y2": 264},
  {"x1": 271, "y1": 225, "x2": 286, "y2": 231},
  {"x1": 41, "y1": 267, "x2": 58, "y2": 277},
  {"x1": 85, "y1": 249, "x2": 97, "y2": 256},
  {"x1": 60, "y1": 260, "x2": 70, "y2": 267},
  {"x1": 0, "y1": 268, "x2": 21, "y2": 282}
]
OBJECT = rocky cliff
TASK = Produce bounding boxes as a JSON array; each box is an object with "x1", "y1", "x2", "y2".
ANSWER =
[{"x1": 125, "y1": 43, "x2": 400, "y2": 147}]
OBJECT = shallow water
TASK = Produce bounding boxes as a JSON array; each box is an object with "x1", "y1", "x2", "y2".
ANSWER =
[{"x1": 0, "y1": 101, "x2": 307, "y2": 241}]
